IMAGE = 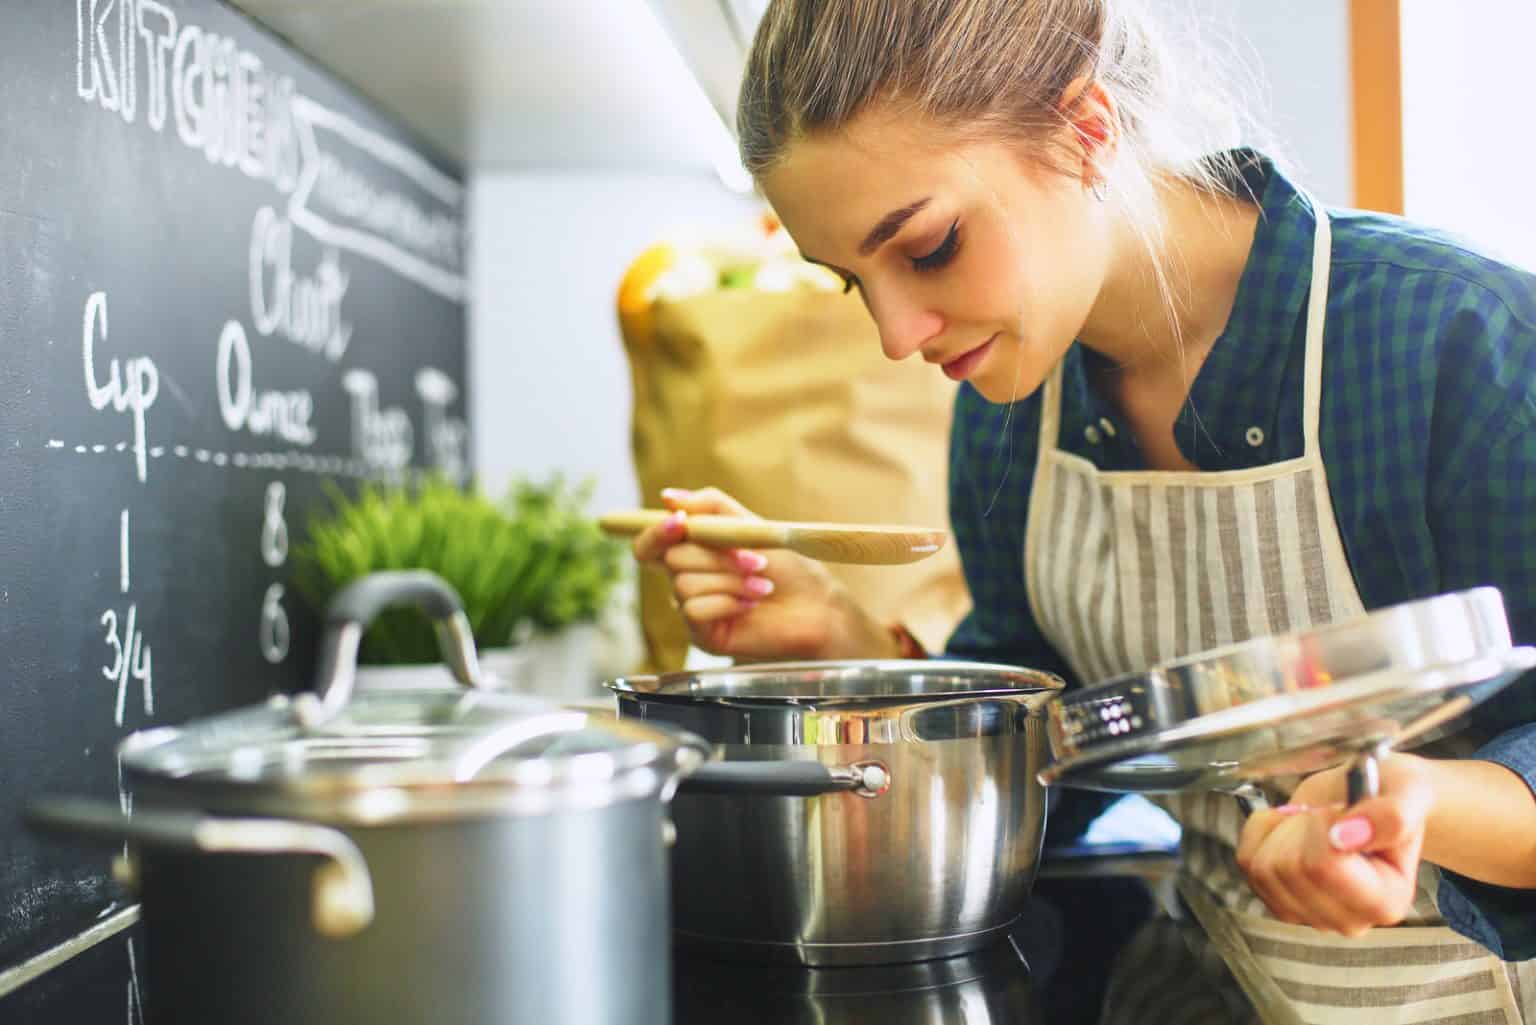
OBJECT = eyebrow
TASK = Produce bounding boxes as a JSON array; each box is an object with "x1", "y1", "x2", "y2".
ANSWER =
[{"x1": 858, "y1": 197, "x2": 931, "y2": 256}]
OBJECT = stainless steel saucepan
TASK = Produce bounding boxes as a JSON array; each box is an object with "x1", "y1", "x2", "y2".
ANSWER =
[{"x1": 608, "y1": 660, "x2": 1064, "y2": 966}]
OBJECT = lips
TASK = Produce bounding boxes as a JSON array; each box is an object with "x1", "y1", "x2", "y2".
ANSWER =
[{"x1": 940, "y1": 334, "x2": 998, "y2": 382}]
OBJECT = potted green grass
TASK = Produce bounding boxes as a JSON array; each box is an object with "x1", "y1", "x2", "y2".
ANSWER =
[{"x1": 292, "y1": 475, "x2": 627, "y2": 698}]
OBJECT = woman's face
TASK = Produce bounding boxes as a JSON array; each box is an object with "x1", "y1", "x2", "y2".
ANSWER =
[{"x1": 761, "y1": 110, "x2": 1113, "y2": 404}]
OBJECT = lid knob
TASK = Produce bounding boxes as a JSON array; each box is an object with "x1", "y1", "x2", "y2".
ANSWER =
[{"x1": 295, "y1": 571, "x2": 485, "y2": 730}]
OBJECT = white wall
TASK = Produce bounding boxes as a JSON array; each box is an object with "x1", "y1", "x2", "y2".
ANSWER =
[
  {"x1": 1401, "y1": 2, "x2": 1536, "y2": 271},
  {"x1": 1185, "y1": 0, "x2": 1353, "y2": 207},
  {"x1": 468, "y1": 172, "x2": 758, "y2": 509}
]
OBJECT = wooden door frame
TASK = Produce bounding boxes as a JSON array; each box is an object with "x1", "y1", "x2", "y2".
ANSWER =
[{"x1": 1350, "y1": 0, "x2": 1404, "y2": 213}]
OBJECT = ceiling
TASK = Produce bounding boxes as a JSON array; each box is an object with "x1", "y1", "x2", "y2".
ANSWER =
[{"x1": 233, "y1": 1, "x2": 755, "y2": 174}]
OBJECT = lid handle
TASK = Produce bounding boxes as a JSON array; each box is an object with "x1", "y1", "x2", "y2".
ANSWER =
[{"x1": 296, "y1": 571, "x2": 485, "y2": 730}]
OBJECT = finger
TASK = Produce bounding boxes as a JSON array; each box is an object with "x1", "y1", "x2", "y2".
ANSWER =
[
  {"x1": 1287, "y1": 765, "x2": 1350, "y2": 808},
  {"x1": 1310, "y1": 852, "x2": 1416, "y2": 932},
  {"x1": 1245, "y1": 820, "x2": 1314, "y2": 926},
  {"x1": 1237, "y1": 804, "x2": 1309, "y2": 873},
  {"x1": 633, "y1": 510, "x2": 688, "y2": 562},
  {"x1": 680, "y1": 592, "x2": 757, "y2": 624},
  {"x1": 662, "y1": 486, "x2": 755, "y2": 519},
  {"x1": 1332, "y1": 791, "x2": 1429, "y2": 856},
  {"x1": 675, "y1": 572, "x2": 775, "y2": 603},
  {"x1": 664, "y1": 544, "x2": 768, "y2": 576},
  {"x1": 1317, "y1": 806, "x2": 1424, "y2": 927},
  {"x1": 1280, "y1": 816, "x2": 1390, "y2": 935}
]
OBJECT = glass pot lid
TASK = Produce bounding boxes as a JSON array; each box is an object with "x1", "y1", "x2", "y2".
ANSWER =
[{"x1": 120, "y1": 572, "x2": 705, "y2": 822}]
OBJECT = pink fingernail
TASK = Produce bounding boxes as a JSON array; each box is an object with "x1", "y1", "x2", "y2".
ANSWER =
[
  {"x1": 662, "y1": 488, "x2": 692, "y2": 502},
  {"x1": 735, "y1": 550, "x2": 769, "y2": 573},
  {"x1": 745, "y1": 576, "x2": 775, "y2": 597},
  {"x1": 1329, "y1": 817, "x2": 1373, "y2": 851},
  {"x1": 663, "y1": 510, "x2": 687, "y2": 535}
]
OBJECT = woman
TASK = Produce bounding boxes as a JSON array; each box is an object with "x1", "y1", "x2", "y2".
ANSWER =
[{"x1": 632, "y1": 1, "x2": 1536, "y2": 1021}]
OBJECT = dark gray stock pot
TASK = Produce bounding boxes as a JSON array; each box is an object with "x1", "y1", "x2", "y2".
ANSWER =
[{"x1": 28, "y1": 571, "x2": 706, "y2": 1025}]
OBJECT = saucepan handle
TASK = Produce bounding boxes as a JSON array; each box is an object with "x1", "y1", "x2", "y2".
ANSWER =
[
  {"x1": 1228, "y1": 742, "x2": 1386, "y2": 817},
  {"x1": 25, "y1": 797, "x2": 375, "y2": 939},
  {"x1": 681, "y1": 759, "x2": 892, "y2": 798}
]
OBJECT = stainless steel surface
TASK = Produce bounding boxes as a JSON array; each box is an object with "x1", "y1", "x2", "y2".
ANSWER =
[
  {"x1": 611, "y1": 659, "x2": 1064, "y2": 966},
  {"x1": 1042, "y1": 588, "x2": 1536, "y2": 794}
]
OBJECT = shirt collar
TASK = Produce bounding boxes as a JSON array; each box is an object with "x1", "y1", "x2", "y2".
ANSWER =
[
  {"x1": 1059, "y1": 150, "x2": 1320, "y2": 470},
  {"x1": 1175, "y1": 150, "x2": 1319, "y2": 467}
]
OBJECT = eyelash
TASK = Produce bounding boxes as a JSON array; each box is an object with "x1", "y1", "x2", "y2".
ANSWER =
[
  {"x1": 835, "y1": 220, "x2": 961, "y2": 293},
  {"x1": 912, "y1": 221, "x2": 961, "y2": 273}
]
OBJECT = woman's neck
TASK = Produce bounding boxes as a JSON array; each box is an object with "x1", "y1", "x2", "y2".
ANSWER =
[
  {"x1": 1074, "y1": 177, "x2": 1261, "y2": 470},
  {"x1": 1079, "y1": 177, "x2": 1261, "y2": 391}
]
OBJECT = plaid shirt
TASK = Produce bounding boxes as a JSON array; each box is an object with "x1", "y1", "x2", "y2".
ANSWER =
[{"x1": 945, "y1": 151, "x2": 1536, "y2": 960}]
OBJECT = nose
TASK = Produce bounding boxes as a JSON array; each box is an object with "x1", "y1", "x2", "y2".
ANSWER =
[{"x1": 867, "y1": 288, "x2": 944, "y2": 363}]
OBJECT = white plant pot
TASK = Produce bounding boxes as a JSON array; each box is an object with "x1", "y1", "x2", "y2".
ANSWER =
[
  {"x1": 351, "y1": 629, "x2": 610, "y2": 707},
  {"x1": 353, "y1": 647, "x2": 537, "y2": 692}
]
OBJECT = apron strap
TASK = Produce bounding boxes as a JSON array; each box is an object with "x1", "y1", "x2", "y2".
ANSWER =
[
  {"x1": 1177, "y1": 878, "x2": 1309, "y2": 1025},
  {"x1": 1300, "y1": 195, "x2": 1332, "y2": 458}
]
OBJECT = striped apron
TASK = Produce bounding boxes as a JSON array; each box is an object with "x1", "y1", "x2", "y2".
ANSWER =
[{"x1": 1025, "y1": 198, "x2": 1535, "y2": 1025}]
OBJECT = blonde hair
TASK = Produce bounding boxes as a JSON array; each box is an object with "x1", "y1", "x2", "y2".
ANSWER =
[{"x1": 738, "y1": 0, "x2": 1273, "y2": 363}]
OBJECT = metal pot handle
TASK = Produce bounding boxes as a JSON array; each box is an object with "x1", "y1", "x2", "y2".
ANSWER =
[
  {"x1": 680, "y1": 759, "x2": 891, "y2": 798},
  {"x1": 26, "y1": 798, "x2": 375, "y2": 939},
  {"x1": 1227, "y1": 743, "x2": 1387, "y2": 817},
  {"x1": 296, "y1": 570, "x2": 485, "y2": 729}
]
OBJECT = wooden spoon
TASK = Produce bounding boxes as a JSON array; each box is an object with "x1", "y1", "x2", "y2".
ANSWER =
[{"x1": 598, "y1": 510, "x2": 948, "y2": 565}]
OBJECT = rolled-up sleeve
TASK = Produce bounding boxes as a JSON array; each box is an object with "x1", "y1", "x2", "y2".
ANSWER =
[{"x1": 1436, "y1": 724, "x2": 1536, "y2": 960}]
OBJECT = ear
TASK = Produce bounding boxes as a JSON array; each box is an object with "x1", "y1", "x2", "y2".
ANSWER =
[{"x1": 1059, "y1": 76, "x2": 1121, "y2": 188}]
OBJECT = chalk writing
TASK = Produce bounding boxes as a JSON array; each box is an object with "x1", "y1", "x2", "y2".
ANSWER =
[
  {"x1": 342, "y1": 369, "x2": 412, "y2": 473},
  {"x1": 216, "y1": 320, "x2": 316, "y2": 445},
  {"x1": 82, "y1": 293, "x2": 158, "y2": 483},
  {"x1": 249, "y1": 206, "x2": 352, "y2": 361}
]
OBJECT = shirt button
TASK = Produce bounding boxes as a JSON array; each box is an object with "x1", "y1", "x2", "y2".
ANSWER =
[
  {"x1": 1246, "y1": 426, "x2": 1265, "y2": 447},
  {"x1": 1099, "y1": 417, "x2": 1117, "y2": 438},
  {"x1": 1084, "y1": 425, "x2": 1102, "y2": 445}
]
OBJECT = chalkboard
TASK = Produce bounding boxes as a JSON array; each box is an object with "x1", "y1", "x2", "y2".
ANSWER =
[{"x1": 0, "y1": 0, "x2": 468, "y2": 1009}]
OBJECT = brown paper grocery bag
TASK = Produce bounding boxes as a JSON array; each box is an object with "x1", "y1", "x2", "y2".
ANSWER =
[{"x1": 620, "y1": 286, "x2": 972, "y2": 672}]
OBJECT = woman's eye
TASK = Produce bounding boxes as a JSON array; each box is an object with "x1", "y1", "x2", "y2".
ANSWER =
[{"x1": 912, "y1": 221, "x2": 961, "y2": 273}]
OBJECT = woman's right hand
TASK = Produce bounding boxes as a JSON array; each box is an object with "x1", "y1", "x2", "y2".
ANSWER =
[{"x1": 631, "y1": 487, "x2": 899, "y2": 662}]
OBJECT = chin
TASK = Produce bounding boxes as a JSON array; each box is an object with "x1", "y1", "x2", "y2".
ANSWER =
[{"x1": 968, "y1": 364, "x2": 1049, "y2": 405}]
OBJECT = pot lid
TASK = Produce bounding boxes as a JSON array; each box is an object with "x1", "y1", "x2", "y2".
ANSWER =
[
  {"x1": 119, "y1": 571, "x2": 706, "y2": 822},
  {"x1": 608, "y1": 659, "x2": 1064, "y2": 705},
  {"x1": 121, "y1": 687, "x2": 705, "y2": 822},
  {"x1": 1040, "y1": 588, "x2": 1536, "y2": 794}
]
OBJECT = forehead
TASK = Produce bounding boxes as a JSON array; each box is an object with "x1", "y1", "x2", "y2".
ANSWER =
[{"x1": 760, "y1": 115, "x2": 961, "y2": 257}]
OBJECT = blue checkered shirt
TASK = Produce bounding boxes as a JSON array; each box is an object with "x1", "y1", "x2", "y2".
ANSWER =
[{"x1": 945, "y1": 151, "x2": 1536, "y2": 960}]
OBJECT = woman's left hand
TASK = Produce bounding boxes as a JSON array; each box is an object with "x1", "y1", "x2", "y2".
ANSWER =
[{"x1": 1235, "y1": 753, "x2": 1436, "y2": 936}]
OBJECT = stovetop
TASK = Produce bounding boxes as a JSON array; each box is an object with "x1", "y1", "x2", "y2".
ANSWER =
[
  {"x1": 672, "y1": 933, "x2": 1041, "y2": 1025},
  {"x1": 669, "y1": 865, "x2": 1164, "y2": 1025}
]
